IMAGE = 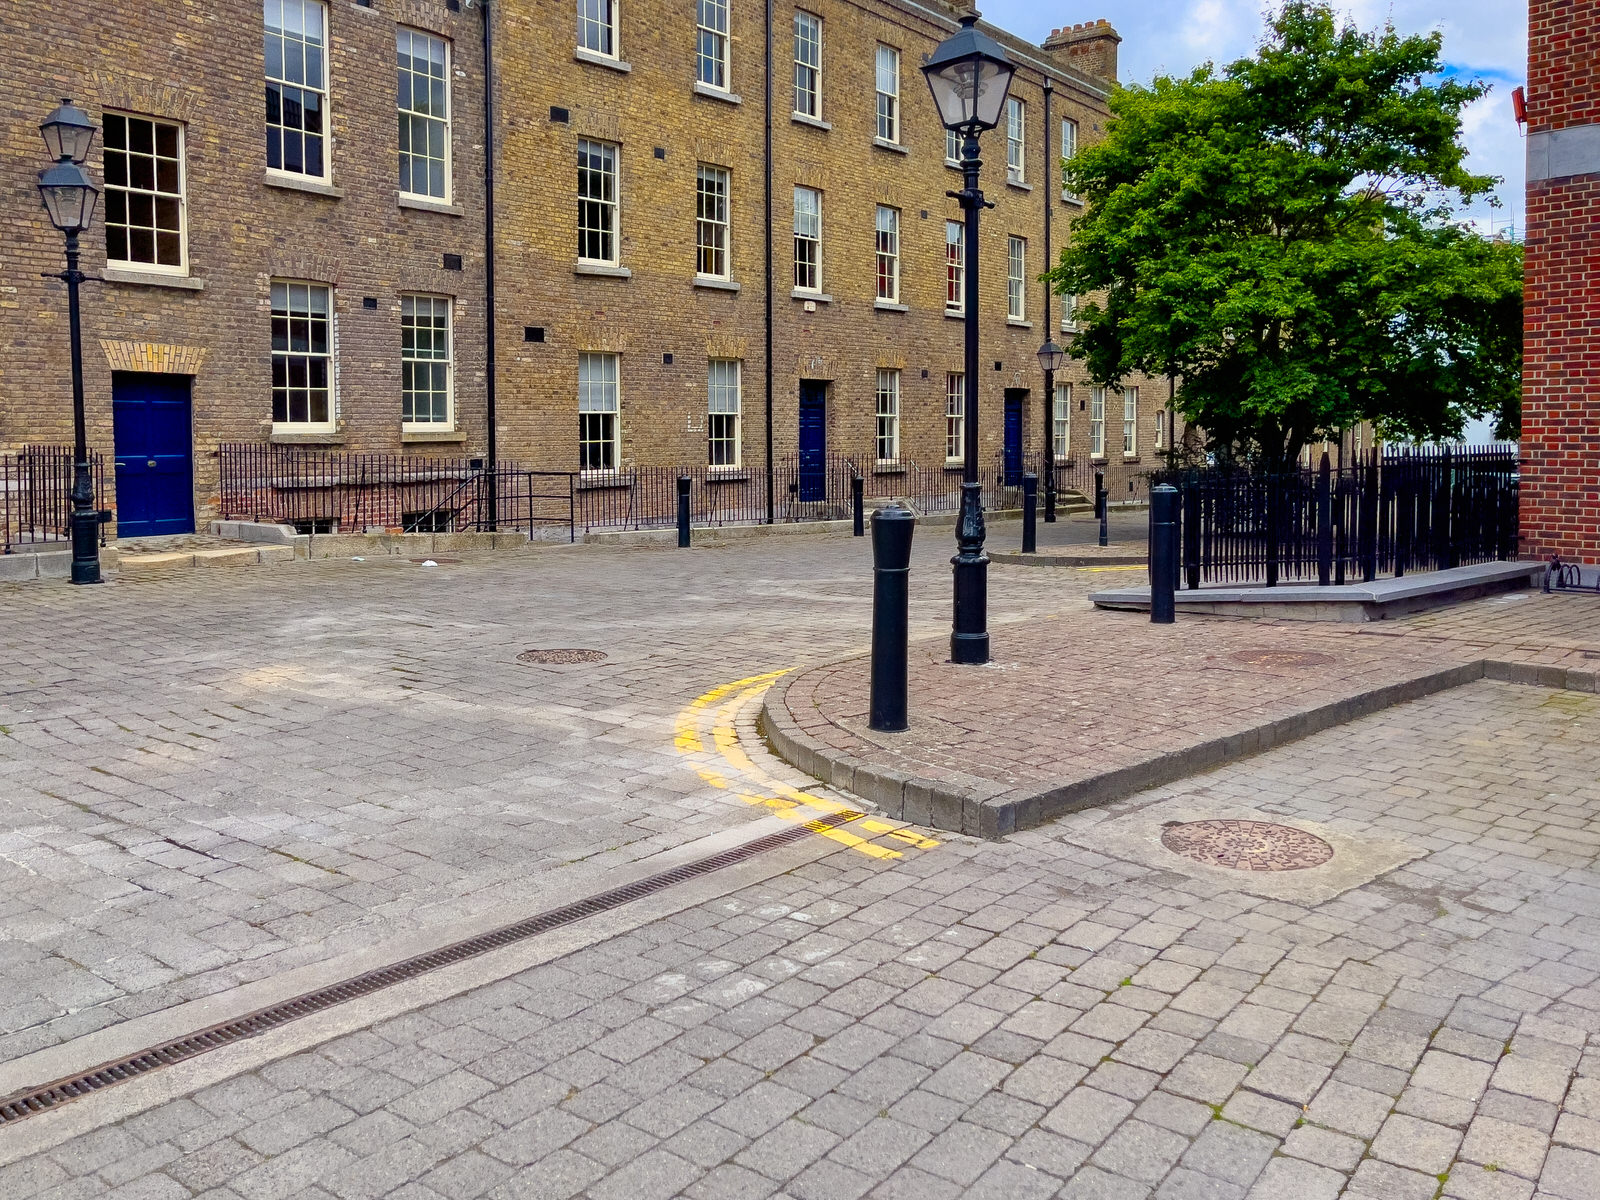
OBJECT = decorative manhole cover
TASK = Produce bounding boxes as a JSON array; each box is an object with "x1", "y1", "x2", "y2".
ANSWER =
[
  {"x1": 516, "y1": 648, "x2": 608, "y2": 665},
  {"x1": 1229, "y1": 649, "x2": 1336, "y2": 668},
  {"x1": 1160, "y1": 819, "x2": 1334, "y2": 872}
]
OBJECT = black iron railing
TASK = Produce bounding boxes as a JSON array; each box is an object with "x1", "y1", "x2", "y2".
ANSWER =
[
  {"x1": 2, "y1": 446, "x2": 106, "y2": 554},
  {"x1": 1154, "y1": 444, "x2": 1519, "y2": 588}
]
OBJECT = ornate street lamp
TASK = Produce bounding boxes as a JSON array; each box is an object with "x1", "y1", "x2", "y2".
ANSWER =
[
  {"x1": 36, "y1": 100, "x2": 101, "y2": 585},
  {"x1": 1035, "y1": 339, "x2": 1065, "y2": 522},
  {"x1": 923, "y1": 13, "x2": 1015, "y2": 665}
]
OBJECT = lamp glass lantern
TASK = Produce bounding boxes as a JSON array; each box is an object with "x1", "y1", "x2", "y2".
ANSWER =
[
  {"x1": 38, "y1": 160, "x2": 99, "y2": 233},
  {"x1": 921, "y1": 14, "x2": 1015, "y2": 135},
  {"x1": 1036, "y1": 340, "x2": 1066, "y2": 374},
  {"x1": 40, "y1": 100, "x2": 96, "y2": 164}
]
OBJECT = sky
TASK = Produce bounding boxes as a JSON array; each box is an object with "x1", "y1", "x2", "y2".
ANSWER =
[{"x1": 984, "y1": 0, "x2": 1528, "y2": 236}]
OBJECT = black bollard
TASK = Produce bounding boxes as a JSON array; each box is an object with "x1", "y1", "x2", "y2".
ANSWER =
[
  {"x1": 852, "y1": 474, "x2": 865, "y2": 537},
  {"x1": 1021, "y1": 473, "x2": 1038, "y2": 553},
  {"x1": 676, "y1": 475, "x2": 691, "y2": 548},
  {"x1": 1095, "y1": 471, "x2": 1108, "y2": 547},
  {"x1": 869, "y1": 505, "x2": 915, "y2": 732},
  {"x1": 1150, "y1": 484, "x2": 1178, "y2": 624}
]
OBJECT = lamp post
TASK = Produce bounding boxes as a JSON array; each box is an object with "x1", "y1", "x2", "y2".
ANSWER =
[
  {"x1": 923, "y1": 13, "x2": 1014, "y2": 666},
  {"x1": 36, "y1": 100, "x2": 102, "y2": 585},
  {"x1": 1035, "y1": 339, "x2": 1065, "y2": 523}
]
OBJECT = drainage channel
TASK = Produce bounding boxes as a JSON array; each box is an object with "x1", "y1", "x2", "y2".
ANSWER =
[{"x1": 0, "y1": 810, "x2": 866, "y2": 1126}]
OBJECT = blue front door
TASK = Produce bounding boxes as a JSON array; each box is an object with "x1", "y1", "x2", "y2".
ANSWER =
[
  {"x1": 113, "y1": 373, "x2": 194, "y2": 538},
  {"x1": 798, "y1": 381, "x2": 827, "y2": 502},
  {"x1": 1003, "y1": 391, "x2": 1025, "y2": 486}
]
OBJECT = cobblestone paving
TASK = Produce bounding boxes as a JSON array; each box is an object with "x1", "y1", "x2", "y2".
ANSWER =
[
  {"x1": 6, "y1": 679, "x2": 1600, "y2": 1198},
  {"x1": 0, "y1": 535, "x2": 1080, "y2": 1060}
]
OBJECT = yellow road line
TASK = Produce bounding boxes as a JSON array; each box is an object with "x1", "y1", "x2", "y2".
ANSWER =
[{"x1": 674, "y1": 673, "x2": 940, "y2": 860}]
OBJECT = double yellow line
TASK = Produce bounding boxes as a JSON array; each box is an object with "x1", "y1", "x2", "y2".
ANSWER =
[{"x1": 673, "y1": 671, "x2": 939, "y2": 861}]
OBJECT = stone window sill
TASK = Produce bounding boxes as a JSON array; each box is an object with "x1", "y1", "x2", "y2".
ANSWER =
[
  {"x1": 264, "y1": 172, "x2": 343, "y2": 199},
  {"x1": 1007, "y1": 177, "x2": 1033, "y2": 192},
  {"x1": 575, "y1": 47, "x2": 631, "y2": 72},
  {"x1": 944, "y1": 309, "x2": 965, "y2": 320},
  {"x1": 945, "y1": 158, "x2": 962, "y2": 171},
  {"x1": 1007, "y1": 318, "x2": 1034, "y2": 329},
  {"x1": 791, "y1": 112, "x2": 830, "y2": 131},
  {"x1": 399, "y1": 194, "x2": 463, "y2": 216},
  {"x1": 1062, "y1": 192, "x2": 1085, "y2": 206},
  {"x1": 706, "y1": 468, "x2": 750, "y2": 482},
  {"x1": 874, "y1": 300, "x2": 908, "y2": 313},
  {"x1": 694, "y1": 82, "x2": 742, "y2": 104},
  {"x1": 577, "y1": 471, "x2": 632, "y2": 490},
  {"x1": 270, "y1": 430, "x2": 344, "y2": 445},
  {"x1": 694, "y1": 277, "x2": 741, "y2": 292},
  {"x1": 101, "y1": 268, "x2": 204, "y2": 290},
  {"x1": 792, "y1": 289, "x2": 832, "y2": 303},
  {"x1": 872, "y1": 137, "x2": 908, "y2": 155},
  {"x1": 402, "y1": 429, "x2": 467, "y2": 444},
  {"x1": 1123, "y1": 455, "x2": 1140, "y2": 463},
  {"x1": 575, "y1": 262, "x2": 632, "y2": 278},
  {"x1": 874, "y1": 463, "x2": 906, "y2": 475}
]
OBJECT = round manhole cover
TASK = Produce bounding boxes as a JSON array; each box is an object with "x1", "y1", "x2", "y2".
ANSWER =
[
  {"x1": 1229, "y1": 649, "x2": 1336, "y2": 668},
  {"x1": 1160, "y1": 819, "x2": 1333, "y2": 872},
  {"x1": 516, "y1": 648, "x2": 608, "y2": 665}
]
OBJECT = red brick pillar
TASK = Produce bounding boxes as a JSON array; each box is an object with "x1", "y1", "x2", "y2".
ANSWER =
[{"x1": 1523, "y1": 1, "x2": 1600, "y2": 563}]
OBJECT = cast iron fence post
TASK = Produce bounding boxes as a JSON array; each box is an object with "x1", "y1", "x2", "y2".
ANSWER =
[
  {"x1": 1441, "y1": 447, "x2": 1458, "y2": 569},
  {"x1": 1183, "y1": 479, "x2": 1201, "y2": 591},
  {"x1": 1316, "y1": 453, "x2": 1332, "y2": 587},
  {"x1": 1021, "y1": 473, "x2": 1037, "y2": 553},
  {"x1": 1264, "y1": 476, "x2": 1279, "y2": 588},
  {"x1": 1361, "y1": 453, "x2": 1379, "y2": 582},
  {"x1": 852, "y1": 474, "x2": 864, "y2": 537},
  {"x1": 676, "y1": 475, "x2": 691, "y2": 547},
  {"x1": 1095, "y1": 471, "x2": 1107, "y2": 547},
  {"x1": 869, "y1": 504, "x2": 914, "y2": 732},
  {"x1": 1150, "y1": 484, "x2": 1178, "y2": 624}
]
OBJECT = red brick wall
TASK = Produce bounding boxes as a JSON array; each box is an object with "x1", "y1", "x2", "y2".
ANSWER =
[{"x1": 1522, "y1": 0, "x2": 1600, "y2": 563}]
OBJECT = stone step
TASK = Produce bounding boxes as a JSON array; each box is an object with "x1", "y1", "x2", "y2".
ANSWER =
[{"x1": 115, "y1": 544, "x2": 296, "y2": 577}]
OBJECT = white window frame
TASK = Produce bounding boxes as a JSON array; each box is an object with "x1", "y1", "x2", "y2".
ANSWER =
[
  {"x1": 1090, "y1": 386, "x2": 1106, "y2": 459},
  {"x1": 271, "y1": 279, "x2": 335, "y2": 432},
  {"x1": 103, "y1": 112, "x2": 188, "y2": 275},
  {"x1": 707, "y1": 358, "x2": 742, "y2": 467},
  {"x1": 697, "y1": 0, "x2": 729, "y2": 90},
  {"x1": 578, "y1": 352, "x2": 620, "y2": 472},
  {"x1": 1061, "y1": 117, "x2": 1081, "y2": 202},
  {"x1": 1006, "y1": 97, "x2": 1026, "y2": 183},
  {"x1": 875, "y1": 206, "x2": 900, "y2": 303},
  {"x1": 945, "y1": 220, "x2": 964, "y2": 313},
  {"x1": 397, "y1": 28, "x2": 451, "y2": 202},
  {"x1": 875, "y1": 45, "x2": 899, "y2": 144},
  {"x1": 1007, "y1": 236, "x2": 1026, "y2": 321},
  {"x1": 793, "y1": 11, "x2": 821, "y2": 118},
  {"x1": 946, "y1": 128, "x2": 960, "y2": 165},
  {"x1": 793, "y1": 186, "x2": 822, "y2": 292},
  {"x1": 577, "y1": 138, "x2": 619, "y2": 266},
  {"x1": 401, "y1": 294, "x2": 453, "y2": 430},
  {"x1": 946, "y1": 373, "x2": 965, "y2": 463},
  {"x1": 876, "y1": 368, "x2": 900, "y2": 464},
  {"x1": 1123, "y1": 386, "x2": 1139, "y2": 456},
  {"x1": 1154, "y1": 408, "x2": 1167, "y2": 452},
  {"x1": 1053, "y1": 383, "x2": 1071, "y2": 460},
  {"x1": 696, "y1": 164, "x2": 730, "y2": 280},
  {"x1": 578, "y1": 0, "x2": 617, "y2": 58},
  {"x1": 1062, "y1": 293, "x2": 1079, "y2": 333},
  {"x1": 265, "y1": 0, "x2": 330, "y2": 182}
]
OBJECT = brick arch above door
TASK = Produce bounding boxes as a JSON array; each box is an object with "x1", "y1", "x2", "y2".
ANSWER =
[{"x1": 99, "y1": 341, "x2": 208, "y2": 376}]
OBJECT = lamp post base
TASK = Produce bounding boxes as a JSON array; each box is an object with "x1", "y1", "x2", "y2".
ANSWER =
[
  {"x1": 950, "y1": 480, "x2": 989, "y2": 664},
  {"x1": 69, "y1": 462, "x2": 99, "y2": 586}
]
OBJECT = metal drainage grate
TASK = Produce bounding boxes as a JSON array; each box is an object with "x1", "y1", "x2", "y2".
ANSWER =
[
  {"x1": 1161, "y1": 819, "x2": 1334, "y2": 872},
  {"x1": 1229, "y1": 649, "x2": 1336, "y2": 668},
  {"x1": 0, "y1": 810, "x2": 864, "y2": 1126},
  {"x1": 517, "y1": 648, "x2": 608, "y2": 665}
]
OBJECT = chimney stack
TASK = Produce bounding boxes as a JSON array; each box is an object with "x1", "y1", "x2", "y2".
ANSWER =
[{"x1": 1042, "y1": 19, "x2": 1121, "y2": 84}]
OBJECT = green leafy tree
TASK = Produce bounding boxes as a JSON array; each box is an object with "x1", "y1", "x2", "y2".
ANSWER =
[{"x1": 1047, "y1": 1, "x2": 1523, "y2": 469}]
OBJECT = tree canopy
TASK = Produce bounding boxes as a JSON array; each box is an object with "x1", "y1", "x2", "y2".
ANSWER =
[{"x1": 1046, "y1": 1, "x2": 1523, "y2": 468}]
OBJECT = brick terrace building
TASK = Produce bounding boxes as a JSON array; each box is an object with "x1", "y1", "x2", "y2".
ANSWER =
[
  {"x1": 1523, "y1": 0, "x2": 1600, "y2": 564},
  {"x1": 0, "y1": 0, "x2": 1165, "y2": 536}
]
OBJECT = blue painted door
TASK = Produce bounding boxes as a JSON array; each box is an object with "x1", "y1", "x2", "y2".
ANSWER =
[
  {"x1": 1003, "y1": 391, "x2": 1025, "y2": 486},
  {"x1": 113, "y1": 373, "x2": 194, "y2": 538},
  {"x1": 798, "y1": 381, "x2": 827, "y2": 502}
]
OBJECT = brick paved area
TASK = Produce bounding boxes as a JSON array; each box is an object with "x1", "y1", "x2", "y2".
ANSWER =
[
  {"x1": 5, "y1": 679, "x2": 1600, "y2": 1199},
  {"x1": 0, "y1": 535, "x2": 1077, "y2": 1061},
  {"x1": 769, "y1": 588, "x2": 1600, "y2": 835}
]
